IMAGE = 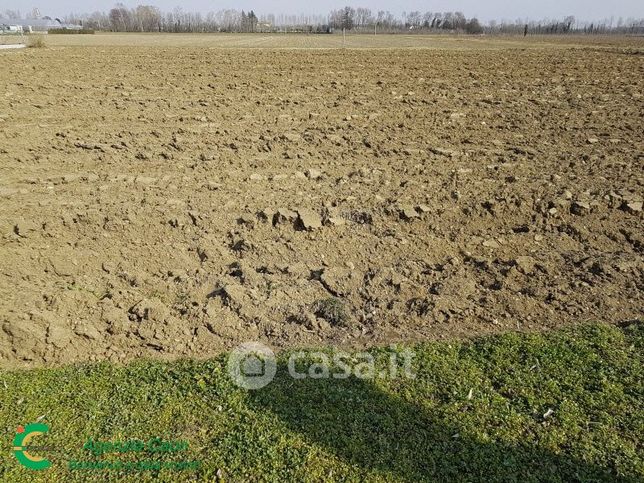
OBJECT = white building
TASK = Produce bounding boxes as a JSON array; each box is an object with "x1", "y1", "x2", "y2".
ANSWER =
[
  {"x1": 0, "y1": 24, "x2": 24, "y2": 34},
  {"x1": 1, "y1": 17, "x2": 81, "y2": 34}
]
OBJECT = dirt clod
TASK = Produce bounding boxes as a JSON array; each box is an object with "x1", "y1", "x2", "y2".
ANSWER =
[
  {"x1": 400, "y1": 205, "x2": 420, "y2": 220},
  {"x1": 571, "y1": 201, "x2": 591, "y2": 215},
  {"x1": 297, "y1": 208, "x2": 322, "y2": 230}
]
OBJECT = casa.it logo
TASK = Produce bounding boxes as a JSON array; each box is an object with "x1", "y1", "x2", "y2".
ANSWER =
[
  {"x1": 227, "y1": 342, "x2": 277, "y2": 390},
  {"x1": 13, "y1": 423, "x2": 51, "y2": 470}
]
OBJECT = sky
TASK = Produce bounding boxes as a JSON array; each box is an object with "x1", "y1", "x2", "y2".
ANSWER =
[{"x1": 1, "y1": 0, "x2": 643, "y2": 23}]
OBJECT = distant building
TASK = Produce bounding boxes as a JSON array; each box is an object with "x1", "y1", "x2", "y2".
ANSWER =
[
  {"x1": 1, "y1": 17, "x2": 81, "y2": 33},
  {"x1": 0, "y1": 24, "x2": 23, "y2": 33},
  {"x1": 257, "y1": 22, "x2": 272, "y2": 33}
]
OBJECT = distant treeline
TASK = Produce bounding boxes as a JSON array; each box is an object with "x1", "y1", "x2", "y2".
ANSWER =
[{"x1": 2, "y1": 5, "x2": 643, "y2": 35}]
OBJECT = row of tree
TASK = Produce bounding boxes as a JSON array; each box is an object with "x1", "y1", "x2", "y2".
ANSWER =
[
  {"x1": 2, "y1": 5, "x2": 643, "y2": 35},
  {"x1": 73, "y1": 7, "x2": 324, "y2": 33},
  {"x1": 328, "y1": 8, "x2": 485, "y2": 33}
]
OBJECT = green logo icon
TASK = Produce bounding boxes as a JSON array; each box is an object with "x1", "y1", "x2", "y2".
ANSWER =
[{"x1": 13, "y1": 423, "x2": 51, "y2": 470}]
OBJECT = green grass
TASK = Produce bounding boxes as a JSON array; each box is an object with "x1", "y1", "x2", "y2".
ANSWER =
[
  {"x1": 0, "y1": 322, "x2": 642, "y2": 481},
  {"x1": 313, "y1": 297, "x2": 350, "y2": 326}
]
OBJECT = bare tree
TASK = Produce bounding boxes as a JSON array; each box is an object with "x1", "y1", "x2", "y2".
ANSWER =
[
  {"x1": 341, "y1": 6, "x2": 355, "y2": 30},
  {"x1": 406, "y1": 11, "x2": 422, "y2": 29},
  {"x1": 135, "y1": 5, "x2": 161, "y2": 32},
  {"x1": 466, "y1": 18, "x2": 484, "y2": 34},
  {"x1": 3, "y1": 10, "x2": 21, "y2": 20},
  {"x1": 109, "y1": 4, "x2": 131, "y2": 32},
  {"x1": 355, "y1": 7, "x2": 373, "y2": 30}
]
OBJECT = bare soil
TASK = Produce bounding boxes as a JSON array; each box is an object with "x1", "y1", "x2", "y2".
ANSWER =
[{"x1": 0, "y1": 36, "x2": 642, "y2": 367}]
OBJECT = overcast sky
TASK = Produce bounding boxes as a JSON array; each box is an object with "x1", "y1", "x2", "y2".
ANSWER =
[{"x1": 2, "y1": 1, "x2": 643, "y2": 22}]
